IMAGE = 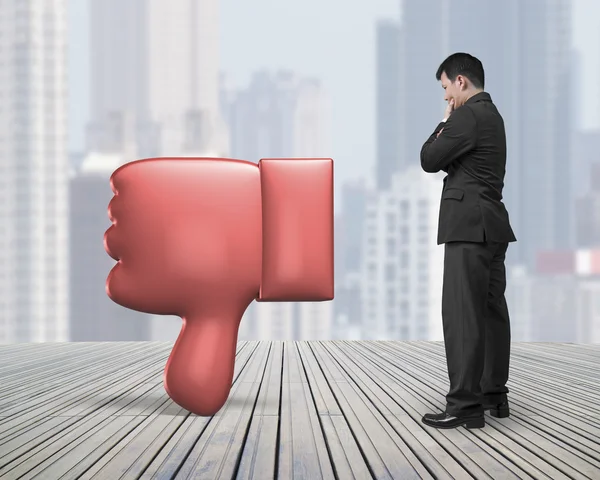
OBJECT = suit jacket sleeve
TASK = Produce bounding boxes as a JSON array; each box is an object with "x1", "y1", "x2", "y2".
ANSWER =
[{"x1": 420, "y1": 106, "x2": 477, "y2": 173}]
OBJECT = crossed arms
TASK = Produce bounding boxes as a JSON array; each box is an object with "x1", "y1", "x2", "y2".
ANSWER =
[{"x1": 420, "y1": 106, "x2": 477, "y2": 173}]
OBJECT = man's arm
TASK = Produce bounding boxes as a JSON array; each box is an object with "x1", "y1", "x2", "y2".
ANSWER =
[{"x1": 420, "y1": 106, "x2": 477, "y2": 173}]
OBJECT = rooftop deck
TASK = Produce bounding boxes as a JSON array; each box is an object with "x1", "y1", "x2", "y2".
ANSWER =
[{"x1": 0, "y1": 340, "x2": 599, "y2": 479}]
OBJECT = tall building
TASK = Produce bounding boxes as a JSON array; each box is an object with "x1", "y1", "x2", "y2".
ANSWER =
[
  {"x1": 339, "y1": 180, "x2": 368, "y2": 273},
  {"x1": 332, "y1": 272, "x2": 362, "y2": 340},
  {"x1": 228, "y1": 70, "x2": 333, "y2": 340},
  {"x1": 513, "y1": 1, "x2": 573, "y2": 262},
  {"x1": 576, "y1": 162, "x2": 600, "y2": 247},
  {"x1": 504, "y1": 266, "x2": 534, "y2": 341},
  {"x1": 228, "y1": 70, "x2": 330, "y2": 160},
  {"x1": 333, "y1": 180, "x2": 368, "y2": 338},
  {"x1": 397, "y1": 0, "x2": 445, "y2": 171},
  {"x1": 572, "y1": 131, "x2": 600, "y2": 200},
  {"x1": 376, "y1": 20, "x2": 402, "y2": 189},
  {"x1": 70, "y1": 154, "x2": 150, "y2": 341},
  {"x1": 361, "y1": 167, "x2": 445, "y2": 340},
  {"x1": 0, "y1": 1, "x2": 69, "y2": 342},
  {"x1": 577, "y1": 280, "x2": 600, "y2": 343},
  {"x1": 397, "y1": 0, "x2": 573, "y2": 267},
  {"x1": 87, "y1": 0, "x2": 227, "y2": 158},
  {"x1": 506, "y1": 249, "x2": 600, "y2": 342}
]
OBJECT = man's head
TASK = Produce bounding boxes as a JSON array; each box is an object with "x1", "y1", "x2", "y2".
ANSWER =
[{"x1": 436, "y1": 53, "x2": 485, "y2": 108}]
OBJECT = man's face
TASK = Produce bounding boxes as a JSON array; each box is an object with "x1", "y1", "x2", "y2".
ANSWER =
[{"x1": 440, "y1": 71, "x2": 464, "y2": 107}]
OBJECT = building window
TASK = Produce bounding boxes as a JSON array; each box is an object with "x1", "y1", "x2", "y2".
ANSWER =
[
  {"x1": 387, "y1": 213, "x2": 396, "y2": 231},
  {"x1": 385, "y1": 264, "x2": 396, "y2": 282},
  {"x1": 400, "y1": 226, "x2": 409, "y2": 245},
  {"x1": 400, "y1": 301, "x2": 409, "y2": 317},
  {"x1": 368, "y1": 263, "x2": 377, "y2": 277},
  {"x1": 387, "y1": 237, "x2": 396, "y2": 255},
  {"x1": 387, "y1": 288, "x2": 396, "y2": 305},
  {"x1": 400, "y1": 201, "x2": 409, "y2": 219},
  {"x1": 400, "y1": 252, "x2": 409, "y2": 268}
]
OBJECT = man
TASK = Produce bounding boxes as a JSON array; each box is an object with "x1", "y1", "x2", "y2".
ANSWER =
[{"x1": 420, "y1": 53, "x2": 516, "y2": 429}]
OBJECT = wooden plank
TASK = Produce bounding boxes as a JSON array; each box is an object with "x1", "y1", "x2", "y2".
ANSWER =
[
  {"x1": 297, "y1": 341, "x2": 342, "y2": 415},
  {"x1": 136, "y1": 416, "x2": 212, "y2": 479},
  {"x1": 0, "y1": 416, "x2": 83, "y2": 470},
  {"x1": 297, "y1": 341, "x2": 377, "y2": 479},
  {"x1": 0, "y1": 411, "x2": 145, "y2": 478},
  {"x1": 0, "y1": 346, "x2": 166, "y2": 409},
  {"x1": 311, "y1": 341, "x2": 433, "y2": 479},
  {"x1": 0, "y1": 343, "x2": 149, "y2": 381},
  {"x1": 236, "y1": 341, "x2": 282, "y2": 480},
  {"x1": 0, "y1": 366, "x2": 168, "y2": 470},
  {"x1": 0, "y1": 342, "x2": 99, "y2": 377},
  {"x1": 252, "y1": 340, "x2": 283, "y2": 417},
  {"x1": 0, "y1": 343, "x2": 155, "y2": 407},
  {"x1": 20, "y1": 416, "x2": 146, "y2": 479},
  {"x1": 76, "y1": 398, "x2": 189, "y2": 479},
  {"x1": 276, "y1": 342, "x2": 337, "y2": 480},
  {"x1": 0, "y1": 350, "x2": 166, "y2": 431}
]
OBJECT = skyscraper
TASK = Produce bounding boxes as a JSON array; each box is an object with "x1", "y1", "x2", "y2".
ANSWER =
[
  {"x1": 227, "y1": 70, "x2": 330, "y2": 161},
  {"x1": 398, "y1": 0, "x2": 445, "y2": 171},
  {"x1": 361, "y1": 167, "x2": 445, "y2": 340},
  {"x1": 376, "y1": 20, "x2": 402, "y2": 189},
  {"x1": 70, "y1": 154, "x2": 150, "y2": 341},
  {"x1": 0, "y1": 1, "x2": 69, "y2": 342},
  {"x1": 87, "y1": 0, "x2": 227, "y2": 158}
]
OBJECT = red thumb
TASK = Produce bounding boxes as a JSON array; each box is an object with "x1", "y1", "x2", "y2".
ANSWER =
[{"x1": 164, "y1": 312, "x2": 241, "y2": 416}]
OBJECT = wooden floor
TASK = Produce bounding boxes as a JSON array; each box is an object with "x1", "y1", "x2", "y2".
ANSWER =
[{"x1": 0, "y1": 341, "x2": 599, "y2": 480}]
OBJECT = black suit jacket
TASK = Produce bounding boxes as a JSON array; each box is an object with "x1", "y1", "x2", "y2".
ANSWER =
[{"x1": 420, "y1": 92, "x2": 516, "y2": 245}]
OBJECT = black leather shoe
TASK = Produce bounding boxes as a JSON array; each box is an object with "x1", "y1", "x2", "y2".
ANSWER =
[
  {"x1": 482, "y1": 399, "x2": 510, "y2": 418},
  {"x1": 421, "y1": 411, "x2": 485, "y2": 429}
]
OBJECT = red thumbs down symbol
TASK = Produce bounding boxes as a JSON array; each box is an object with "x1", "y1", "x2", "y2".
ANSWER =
[{"x1": 103, "y1": 157, "x2": 334, "y2": 416}]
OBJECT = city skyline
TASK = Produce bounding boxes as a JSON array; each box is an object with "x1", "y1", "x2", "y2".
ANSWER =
[
  {"x1": 1, "y1": 0, "x2": 600, "y2": 343},
  {"x1": 69, "y1": 0, "x2": 600, "y2": 187}
]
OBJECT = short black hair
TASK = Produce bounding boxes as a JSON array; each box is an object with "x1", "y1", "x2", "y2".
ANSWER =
[{"x1": 435, "y1": 53, "x2": 484, "y2": 89}]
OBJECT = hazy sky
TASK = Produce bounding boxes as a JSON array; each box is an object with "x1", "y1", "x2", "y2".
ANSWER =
[{"x1": 69, "y1": 0, "x2": 600, "y2": 190}]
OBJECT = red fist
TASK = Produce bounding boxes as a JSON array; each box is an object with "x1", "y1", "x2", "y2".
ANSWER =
[{"x1": 103, "y1": 157, "x2": 333, "y2": 416}]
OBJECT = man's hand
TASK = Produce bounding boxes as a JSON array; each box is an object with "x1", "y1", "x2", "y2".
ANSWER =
[
  {"x1": 421, "y1": 103, "x2": 477, "y2": 173},
  {"x1": 443, "y1": 98, "x2": 455, "y2": 121}
]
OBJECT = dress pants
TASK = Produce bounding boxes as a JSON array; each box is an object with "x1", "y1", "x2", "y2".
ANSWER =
[{"x1": 442, "y1": 240, "x2": 511, "y2": 415}]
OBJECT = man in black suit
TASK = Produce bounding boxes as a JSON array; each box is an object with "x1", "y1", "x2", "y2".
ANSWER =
[{"x1": 419, "y1": 53, "x2": 517, "y2": 429}]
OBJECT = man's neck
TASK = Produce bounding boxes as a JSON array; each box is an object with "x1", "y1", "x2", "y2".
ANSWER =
[{"x1": 464, "y1": 89, "x2": 484, "y2": 103}]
